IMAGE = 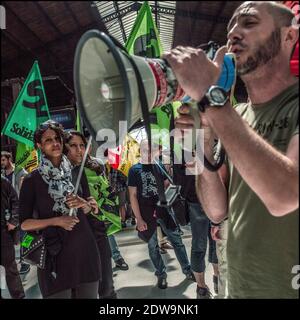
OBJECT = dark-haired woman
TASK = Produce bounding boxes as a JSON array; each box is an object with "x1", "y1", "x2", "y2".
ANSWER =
[
  {"x1": 64, "y1": 130, "x2": 117, "y2": 299},
  {"x1": 19, "y1": 120, "x2": 101, "y2": 298}
]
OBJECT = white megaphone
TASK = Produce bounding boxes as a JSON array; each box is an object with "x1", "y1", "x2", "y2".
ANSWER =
[{"x1": 73, "y1": 30, "x2": 235, "y2": 147}]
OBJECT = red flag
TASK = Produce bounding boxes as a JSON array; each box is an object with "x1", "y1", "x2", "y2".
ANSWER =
[
  {"x1": 108, "y1": 146, "x2": 122, "y2": 169},
  {"x1": 283, "y1": 1, "x2": 299, "y2": 76}
]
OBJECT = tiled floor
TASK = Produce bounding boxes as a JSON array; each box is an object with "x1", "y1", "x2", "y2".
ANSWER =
[{"x1": 1, "y1": 224, "x2": 216, "y2": 299}]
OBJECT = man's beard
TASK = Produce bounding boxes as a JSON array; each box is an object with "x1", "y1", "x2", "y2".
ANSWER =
[{"x1": 237, "y1": 28, "x2": 282, "y2": 76}]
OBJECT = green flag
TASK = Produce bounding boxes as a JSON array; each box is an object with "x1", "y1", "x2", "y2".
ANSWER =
[
  {"x1": 76, "y1": 108, "x2": 82, "y2": 133},
  {"x1": 125, "y1": 1, "x2": 163, "y2": 58},
  {"x1": 126, "y1": 1, "x2": 180, "y2": 161},
  {"x1": 84, "y1": 167, "x2": 122, "y2": 236},
  {"x1": 2, "y1": 61, "x2": 51, "y2": 148}
]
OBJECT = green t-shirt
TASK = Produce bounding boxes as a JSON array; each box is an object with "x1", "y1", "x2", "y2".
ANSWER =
[{"x1": 227, "y1": 82, "x2": 299, "y2": 299}]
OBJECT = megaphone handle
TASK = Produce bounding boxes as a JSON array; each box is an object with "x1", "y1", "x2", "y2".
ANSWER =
[{"x1": 189, "y1": 103, "x2": 225, "y2": 172}]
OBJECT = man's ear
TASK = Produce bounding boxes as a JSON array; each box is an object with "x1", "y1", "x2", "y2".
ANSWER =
[
  {"x1": 36, "y1": 143, "x2": 42, "y2": 150},
  {"x1": 284, "y1": 26, "x2": 299, "y2": 47}
]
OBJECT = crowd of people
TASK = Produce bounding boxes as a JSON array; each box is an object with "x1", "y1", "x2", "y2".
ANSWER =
[{"x1": 1, "y1": 1, "x2": 299, "y2": 299}]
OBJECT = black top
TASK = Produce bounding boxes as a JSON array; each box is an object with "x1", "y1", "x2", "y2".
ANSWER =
[
  {"x1": 19, "y1": 169, "x2": 101, "y2": 297},
  {"x1": 128, "y1": 163, "x2": 167, "y2": 202},
  {"x1": 173, "y1": 163, "x2": 198, "y2": 203},
  {"x1": 128, "y1": 163, "x2": 176, "y2": 242}
]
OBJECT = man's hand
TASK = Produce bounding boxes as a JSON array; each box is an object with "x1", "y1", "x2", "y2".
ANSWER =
[
  {"x1": 54, "y1": 216, "x2": 80, "y2": 231},
  {"x1": 175, "y1": 104, "x2": 216, "y2": 148},
  {"x1": 136, "y1": 218, "x2": 148, "y2": 232},
  {"x1": 163, "y1": 46, "x2": 227, "y2": 102},
  {"x1": 7, "y1": 223, "x2": 17, "y2": 231},
  {"x1": 87, "y1": 196, "x2": 99, "y2": 214},
  {"x1": 211, "y1": 225, "x2": 221, "y2": 241}
]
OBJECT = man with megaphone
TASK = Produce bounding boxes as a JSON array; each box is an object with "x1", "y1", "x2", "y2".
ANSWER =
[{"x1": 164, "y1": 1, "x2": 299, "y2": 299}]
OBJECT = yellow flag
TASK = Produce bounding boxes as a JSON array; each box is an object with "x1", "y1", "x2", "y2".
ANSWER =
[{"x1": 118, "y1": 135, "x2": 140, "y2": 176}]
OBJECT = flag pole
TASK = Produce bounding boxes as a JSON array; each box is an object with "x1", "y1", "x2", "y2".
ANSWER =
[{"x1": 69, "y1": 135, "x2": 93, "y2": 216}]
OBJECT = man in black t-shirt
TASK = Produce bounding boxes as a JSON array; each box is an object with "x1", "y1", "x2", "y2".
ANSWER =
[{"x1": 128, "y1": 140, "x2": 193, "y2": 289}]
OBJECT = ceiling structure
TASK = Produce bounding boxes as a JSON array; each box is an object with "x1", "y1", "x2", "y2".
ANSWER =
[
  {"x1": 1, "y1": 1, "x2": 246, "y2": 151},
  {"x1": 93, "y1": 1, "x2": 177, "y2": 53}
]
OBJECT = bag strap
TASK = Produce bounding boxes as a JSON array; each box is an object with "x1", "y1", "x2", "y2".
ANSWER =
[{"x1": 153, "y1": 159, "x2": 174, "y2": 184}]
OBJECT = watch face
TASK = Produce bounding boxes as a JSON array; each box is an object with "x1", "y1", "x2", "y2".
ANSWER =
[{"x1": 210, "y1": 88, "x2": 226, "y2": 104}]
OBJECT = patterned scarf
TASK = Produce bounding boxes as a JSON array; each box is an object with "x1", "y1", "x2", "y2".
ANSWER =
[{"x1": 38, "y1": 153, "x2": 76, "y2": 215}]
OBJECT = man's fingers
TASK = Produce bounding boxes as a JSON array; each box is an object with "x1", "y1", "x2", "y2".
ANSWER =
[
  {"x1": 213, "y1": 46, "x2": 227, "y2": 68},
  {"x1": 177, "y1": 104, "x2": 191, "y2": 114}
]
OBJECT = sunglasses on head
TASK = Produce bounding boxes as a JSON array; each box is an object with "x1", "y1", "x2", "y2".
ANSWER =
[{"x1": 38, "y1": 120, "x2": 62, "y2": 130}]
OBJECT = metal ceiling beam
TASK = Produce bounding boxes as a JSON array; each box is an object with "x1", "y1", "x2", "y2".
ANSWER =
[
  {"x1": 206, "y1": 2, "x2": 227, "y2": 42},
  {"x1": 88, "y1": 1, "x2": 109, "y2": 32},
  {"x1": 97, "y1": 2, "x2": 228, "y2": 24},
  {"x1": 4, "y1": 4, "x2": 61, "y2": 73},
  {"x1": 64, "y1": 2, "x2": 81, "y2": 29},
  {"x1": 113, "y1": 1, "x2": 127, "y2": 43},
  {"x1": 2, "y1": 31, "x2": 37, "y2": 59},
  {"x1": 188, "y1": 2, "x2": 202, "y2": 44},
  {"x1": 5, "y1": 4, "x2": 47, "y2": 47},
  {"x1": 155, "y1": 1, "x2": 159, "y2": 31},
  {"x1": 97, "y1": 2, "x2": 141, "y2": 23},
  {"x1": 33, "y1": 2, "x2": 63, "y2": 37}
]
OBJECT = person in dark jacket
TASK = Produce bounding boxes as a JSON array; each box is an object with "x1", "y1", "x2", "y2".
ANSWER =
[{"x1": 1, "y1": 176, "x2": 25, "y2": 299}]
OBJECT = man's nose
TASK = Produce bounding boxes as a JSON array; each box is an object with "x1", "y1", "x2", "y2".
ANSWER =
[{"x1": 227, "y1": 23, "x2": 243, "y2": 44}]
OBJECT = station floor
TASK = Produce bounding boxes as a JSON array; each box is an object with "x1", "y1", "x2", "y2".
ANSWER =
[{"x1": 1, "y1": 223, "x2": 216, "y2": 299}]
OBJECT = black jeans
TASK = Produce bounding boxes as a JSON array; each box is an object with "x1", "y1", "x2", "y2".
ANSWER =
[
  {"x1": 97, "y1": 235, "x2": 117, "y2": 299},
  {"x1": 47, "y1": 281, "x2": 99, "y2": 299},
  {"x1": 1, "y1": 232, "x2": 25, "y2": 299},
  {"x1": 188, "y1": 201, "x2": 218, "y2": 273}
]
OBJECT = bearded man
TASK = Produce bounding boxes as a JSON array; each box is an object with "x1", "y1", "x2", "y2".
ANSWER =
[{"x1": 164, "y1": 1, "x2": 299, "y2": 298}]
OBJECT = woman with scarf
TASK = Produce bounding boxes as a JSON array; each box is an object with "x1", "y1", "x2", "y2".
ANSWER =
[{"x1": 19, "y1": 120, "x2": 101, "y2": 298}]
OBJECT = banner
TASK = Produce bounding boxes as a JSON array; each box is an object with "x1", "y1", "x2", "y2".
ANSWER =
[
  {"x1": 2, "y1": 61, "x2": 50, "y2": 147},
  {"x1": 118, "y1": 134, "x2": 140, "y2": 176},
  {"x1": 15, "y1": 142, "x2": 38, "y2": 173},
  {"x1": 84, "y1": 167, "x2": 121, "y2": 236}
]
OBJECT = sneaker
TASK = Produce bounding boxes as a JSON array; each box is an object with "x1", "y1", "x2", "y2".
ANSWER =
[
  {"x1": 196, "y1": 286, "x2": 212, "y2": 299},
  {"x1": 157, "y1": 276, "x2": 168, "y2": 289},
  {"x1": 185, "y1": 272, "x2": 196, "y2": 282},
  {"x1": 213, "y1": 275, "x2": 219, "y2": 295},
  {"x1": 121, "y1": 221, "x2": 127, "y2": 229},
  {"x1": 19, "y1": 263, "x2": 30, "y2": 275},
  {"x1": 115, "y1": 258, "x2": 129, "y2": 271},
  {"x1": 131, "y1": 218, "x2": 136, "y2": 226}
]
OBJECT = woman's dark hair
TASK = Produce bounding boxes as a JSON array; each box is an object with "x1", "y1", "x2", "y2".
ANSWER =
[
  {"x1": 33, "y1": 120, "x2": 65, "y2": 149},
  {"x1": 1, "y1": 151, "x2": 12, "y2": 160},
  {"x1": 63, "y1": 130, "x2": 87, "y2": 155},
  {"x1": 63, "y1": 130, "x2": 105, "y2": 175}
]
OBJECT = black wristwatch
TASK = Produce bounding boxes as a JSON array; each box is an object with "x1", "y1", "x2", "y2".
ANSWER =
[{"x1": 197, "y1": 86, "x2": 229, "y2": 112}]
